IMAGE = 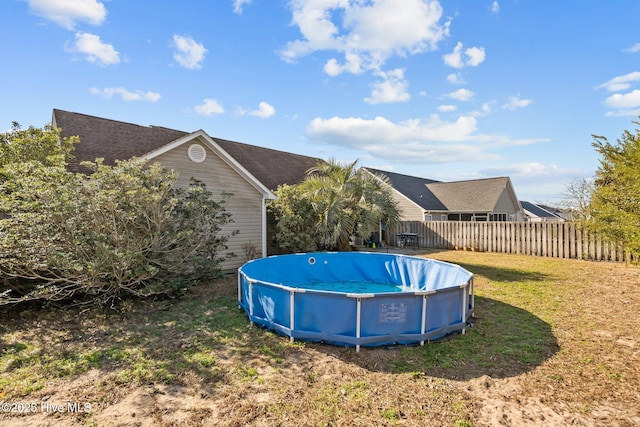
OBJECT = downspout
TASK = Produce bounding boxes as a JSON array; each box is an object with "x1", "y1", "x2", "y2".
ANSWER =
[{"x1": 262, "y1": 198, "x2": 273, "y2": 258}]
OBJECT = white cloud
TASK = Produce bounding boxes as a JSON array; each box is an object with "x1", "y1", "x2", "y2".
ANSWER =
[
  {"x1": 438, "y1": 105, "x2": 457, "y2": 112},
  {"x1": 464, "y1": 46, "x2": 486, "y2": 67},
  {"x1": 90, "y1": 87, "x2": 160, "y2": 102},
  {"x1": 233, "y1": 0, "x2": 252, "y2": 14},
  {"x1": 27, "y1": 0, "x2": 106, "y2": 29},
  {"x1": 306, "y1": 114, "x2": 509, "y2": 164},
  {"x1": 491, "y1": 1, "x2": 500, "y2": 14},
  {"x1": 323, "y1": 53, "x2": 363, "y2": 76},
  {"x1": 446, "y1": 88, "x2": 474, "y2": 101},
  {"x1": 172, "y1": 35, "x2": 207, "y2": 70},
  {"x1": 249, "y1": 102, "x2": 276, "y2": 118},
  {"x1": 470, "y1": 102, "x2": 493, "y2": 117},
  {"x1": 502, "y1": 96, "x2": 532, "y2": 110},
  {"x1": 443, "y1": 42, "x2": 464, "y2": 68},
  {"x1": 605, "y1": 108, "x2": 640, "y2": 117},
  {"x1": 446, "y1": 72, "x2": 465, "y2": 85},
  {"x1": 307, "y1": 113, "x2": 550, "y2": 164},
  {"x1": 481, "y1": 162, "x2": 566, "y2": 178},
  {"x1": 479, "y1": 162, "x2": 586, "y2": 202},
  {"x1": 364, "y1": 68, "x2": 410, "y2": 104},
  {"x1": 624, "y1": 43, "x2": 640, "y2": 53},
  {"x1": 280, "y1": 0, "x2": 450, "y2": 74},
  {"x1": 70, "y1": 32, "x2": 120, "y2": 66},
  {"x1": 194, "y1": 98, "x2": 225, "y2": 115},
  {"x1": 307, "y1": 115, "x2": 491, "y2": 163},
  {"x1": 443, "y1": 42, "x2": 485, "y2": 69},
  {"x1": 604, "y1": 89, "x2": 640, "y2": 109},
  {"x1": 596, "y1": 71, "x2": 640, "y2": 92}
]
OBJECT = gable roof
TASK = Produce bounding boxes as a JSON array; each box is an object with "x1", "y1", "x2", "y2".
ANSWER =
[
  {"x1": 53, "y1": 109, "x2": 187, "y2": 174},
  {"x1": 365, "y1": 167, "x2": 519, "y2": 213},
  {"x1": 52, "y1": 109, "x2": 321, "y2": 191},
  {"x1": 426, "y1": 177, "x2": 512, "y2": 212},
  {"x1": 363, "y1": 168, "x2": 446, "y2": 211},
  {"x1": 141, "y1": 130, "x2": 275, "y2": 198}
]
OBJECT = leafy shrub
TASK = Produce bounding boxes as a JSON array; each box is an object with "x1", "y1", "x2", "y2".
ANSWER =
[
  {"x1": 0, "y1": 126, "x2": 234, "y2": 306},
  {"x1": 268, "y1": 184, "x2": 319, "y2": 253}
]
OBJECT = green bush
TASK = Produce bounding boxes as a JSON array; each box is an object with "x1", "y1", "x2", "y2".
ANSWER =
[
  {"x1": 269, "y1": 184, "x2": 319, "y2": 253},
  {"x1": 0, "y1": 125, "x2": 234, "y2": 306}
]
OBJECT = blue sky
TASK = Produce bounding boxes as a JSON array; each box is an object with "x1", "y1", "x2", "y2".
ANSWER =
[{"x1": 2, "y1": 0, "x2": 640, "y2": 203}]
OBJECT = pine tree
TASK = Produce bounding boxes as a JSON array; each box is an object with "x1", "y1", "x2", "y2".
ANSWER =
[{"x1": 589, "y1": 120, "x2": 640, "y2": 257}]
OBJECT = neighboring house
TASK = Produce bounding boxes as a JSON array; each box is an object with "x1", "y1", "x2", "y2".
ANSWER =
[
  {"x1": 521, "y1": 201, "x2": 565, "y2": 222},
  {"x1": 52, "y1": 109, "x2": 321, "y2": 269},
  {"x1": 363, "y1": 168, "x2": 525, "y2": 222}
]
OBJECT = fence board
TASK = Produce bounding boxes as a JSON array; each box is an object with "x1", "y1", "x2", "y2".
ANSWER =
[{"x1": 388, "y1": 221, "x2": 636, "y2": 263}]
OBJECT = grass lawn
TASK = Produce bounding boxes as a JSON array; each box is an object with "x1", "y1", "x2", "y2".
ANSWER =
[{"x1": 1, "y1": 249, "x2": 639, "y2": 426}]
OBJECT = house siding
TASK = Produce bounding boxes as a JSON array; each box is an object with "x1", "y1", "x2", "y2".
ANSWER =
[
  {"x1": 390, "y1": 190, "x2": 424, "y2": 221},
  {"x1": 153, "y1": 141, "x2": 263, "y2": 270},
  {"x1": 494, "y1": 187, "x2": 521, "y2": 220}
]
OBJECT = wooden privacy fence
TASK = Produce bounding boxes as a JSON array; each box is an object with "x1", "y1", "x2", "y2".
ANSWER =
[{"x1": 390, "y1": 221, "x2": 637, "y2": 263}]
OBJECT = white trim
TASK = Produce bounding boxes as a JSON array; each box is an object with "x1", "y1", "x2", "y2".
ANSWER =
[
  {"x1": 142, "y1": 130, "x2": 276, "y2": 200},
  {"x1": 261, "y1": 199, "x2": 269, "y2": 257}
]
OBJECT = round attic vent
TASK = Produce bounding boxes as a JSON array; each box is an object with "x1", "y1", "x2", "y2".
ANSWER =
[{"x1": 187, "y1": 144, "x2": 206, "y2": 163}]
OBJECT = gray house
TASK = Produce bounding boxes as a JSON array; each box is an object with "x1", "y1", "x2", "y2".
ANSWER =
[
  {"x1": 52, "y1": 109, "x2": 321, "y2": 269},
  {"x1": 363, "y1": 168, "x2": 525, "y2": 222}
]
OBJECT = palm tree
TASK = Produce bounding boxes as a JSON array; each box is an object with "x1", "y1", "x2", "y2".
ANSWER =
[{"x1": 302, "y1": 158, "x2": 401, "y2": 250}]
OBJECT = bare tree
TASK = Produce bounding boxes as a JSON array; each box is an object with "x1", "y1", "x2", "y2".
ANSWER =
[{"x1": 559, "y1": 177, "x2": 593, "y2": 221}]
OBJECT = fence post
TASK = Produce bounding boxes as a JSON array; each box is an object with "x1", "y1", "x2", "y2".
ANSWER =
[{"x1": 395, "y1": 221, "x2": 628, "y2": 263}]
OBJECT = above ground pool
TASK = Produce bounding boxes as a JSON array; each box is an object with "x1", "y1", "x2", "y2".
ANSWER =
[{"x1": 238, "y1": 252, "x2": 474, "y2": 351}]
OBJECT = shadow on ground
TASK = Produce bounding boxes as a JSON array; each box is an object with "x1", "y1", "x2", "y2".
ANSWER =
[{"x1": 306, "y1": 294, "x2": 559, "y2": 380}]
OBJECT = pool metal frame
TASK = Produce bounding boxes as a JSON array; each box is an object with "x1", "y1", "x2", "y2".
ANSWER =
[{"x1": 238, "y1": 253, "x2": 474, "y2": 352}]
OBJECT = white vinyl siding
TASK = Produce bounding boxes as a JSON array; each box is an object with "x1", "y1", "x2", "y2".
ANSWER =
[
  {"x1": 494, "y1": 188, "x2": 519, "y2": 218},
  {"x1": 389, "y1": 190, "x2": 421, "y2": 221},
  {"x1": 154, "y1": 142, "x2": 263, "y2": 270}
]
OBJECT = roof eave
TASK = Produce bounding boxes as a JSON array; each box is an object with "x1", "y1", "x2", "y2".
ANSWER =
[{"x1": 143, "y1": 130, "x2": 276, "y2": 199}]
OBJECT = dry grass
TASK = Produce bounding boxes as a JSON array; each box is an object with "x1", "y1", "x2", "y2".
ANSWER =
[{"x1": 1, "y1": 249, "x2": 639, "y2": 426}]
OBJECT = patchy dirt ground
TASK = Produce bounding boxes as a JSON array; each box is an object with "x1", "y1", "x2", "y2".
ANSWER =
[{"x1": 1, "y1": 250, "x2": 639, "y2": 426}]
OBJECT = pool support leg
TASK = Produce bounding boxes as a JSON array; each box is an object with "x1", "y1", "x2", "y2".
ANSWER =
[
  {"x1": 420, "y1": 294, "x2": 428, "y2": 346},
  {"x1": 289, "y1": 291, "x2": 295, "y2": 343},
  {"x1": 355, "y1": 297, "x2": 362, "y2": 353},
  {"x1": 248, "y1": 279, "x2": 254, "y2": 326}
]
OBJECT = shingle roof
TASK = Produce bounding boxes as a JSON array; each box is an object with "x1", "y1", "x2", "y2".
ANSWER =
[
  {"x1": 52, "y1": 109, "x2": 321, "y2": 190},
  {"x1": 521, "y1": 201, "x2": 563, "y2": 219},
  {"x1": 214, "y1": 138, "x2": 320, "y2": 192},
  {"x1": 364, "y1": 168, "x2": 446, "y2": 211},
  {"x1": 53, "y1": 109, "x2": 188, "y2": 174},
  {"x1": 366, "y1": 168, "x2": 514, "y2": 213},
  {"x1": 426, "y1": 177, "x2": 511, "y2": 212}
]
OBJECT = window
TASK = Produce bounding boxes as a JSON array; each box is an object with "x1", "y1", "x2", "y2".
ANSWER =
[{"x1": 490, "y1": 213, "x2": 507, "y2": 221}]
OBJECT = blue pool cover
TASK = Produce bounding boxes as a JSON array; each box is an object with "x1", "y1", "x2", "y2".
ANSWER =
[{"x1": 238, "y1": 252, "x2": 474, "y2": 350}]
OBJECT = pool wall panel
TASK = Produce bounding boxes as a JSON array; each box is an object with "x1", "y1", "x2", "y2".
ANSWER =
[{"x1": 238, "y1": 252, "x2": 474, "y2": 349}]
